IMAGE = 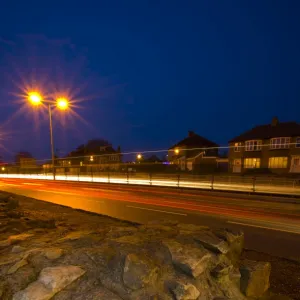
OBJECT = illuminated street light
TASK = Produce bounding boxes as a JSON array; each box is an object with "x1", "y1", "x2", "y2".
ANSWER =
[
  {"x1": 90, "y1": 156, "x2": 94, "y2": 162},
  {"x1": 1, "y1": 167, "x2": 5, "y2": 171},
  {"x1": 27, "y1": 91, "x2": 71, "y2": 180},
  {"x1": 174, "y1": 148, "x2": 179, "y2": 154},
  {"x1": 137, "y1": 154, "x2": 142, "y2": 160},
  {"x1": 56, "y1": 98, "x2": 69, "y2": 110},
  {"x1": 28, "y1": 92, "x2": 42, "y2": 106}
]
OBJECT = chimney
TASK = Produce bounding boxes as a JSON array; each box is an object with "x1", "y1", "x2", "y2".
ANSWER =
[
  {"x1": 271, "y1": 117, "x2": 279, "y2": 127},
  {"x1": 188, "y1": 131, "x2": 195, "y2": 137}
]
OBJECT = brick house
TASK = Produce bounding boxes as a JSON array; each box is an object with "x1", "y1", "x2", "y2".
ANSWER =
[
  {"x1": 229, "y1": 117, "x2": 300, "y2": 174},
  {"x1": 58, "y1": 140, "x2": 122, "y2": 173},
  {"x1": 168, "y1": 131, "x2": 220, "y2": 173}
]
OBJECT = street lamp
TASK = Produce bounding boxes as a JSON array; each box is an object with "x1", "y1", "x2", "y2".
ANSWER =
[
  {"x1": 137, "y1": 154, "x2": 142, "y2": 160},
  {"x1": 174, "y1": 148, "x2": 180, "y2": 154},
  {"x1": 27, "y1": 91, "x2": 70, "y2": 180}
]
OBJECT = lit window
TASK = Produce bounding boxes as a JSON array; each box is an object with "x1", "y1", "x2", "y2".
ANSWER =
[
  {"x1": 244, "y1": 158, "x2": 260, "y2": 168},
  {"x1": 296, "y1": 137, "x2": 300, "y2": 148},
  {"x1": 245, "y1": 140, "x2": 262, "y2": 151},
  {"x1": 80, "y1": 161, "x2": 83, "y2": 166},
  {"x1": 268, "y1": 157, "x2": 288, "y2": 168},
  {"x1": 234, "y1": 142, "x2": 242, "y2": 152},
  {"x1": 270, "y1": 137, "x2": 290, "y2": 149},
  {"x1": 90, "y1": 156, "x2": 94, "y2": 162}
]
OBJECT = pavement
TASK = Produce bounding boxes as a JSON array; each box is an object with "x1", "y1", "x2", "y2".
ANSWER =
[{"x1": 1, "y1": 177, "x2": 300, "y2": 261}]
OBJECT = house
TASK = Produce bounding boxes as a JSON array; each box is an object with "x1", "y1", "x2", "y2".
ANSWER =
[
  {"x1": 168, "y1": 131, "x2": 220, "y2": 173},
  {"x1": 15, "y1": 151, "x2": 37, "y2": 169},
  {"x1": 65, "y1": 139, "x2": 122, "y2": 172},
  {"x1": 229, "y1": 117, "x2": 300, "y2": 174}
]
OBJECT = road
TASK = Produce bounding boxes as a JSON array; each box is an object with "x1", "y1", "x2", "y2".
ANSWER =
[
  {"x1": 1, "y1": 178, "x2": 300, "y2": 261},
  {"x1": 1, "y1": 173, "x2": 300, "y2": 196}
]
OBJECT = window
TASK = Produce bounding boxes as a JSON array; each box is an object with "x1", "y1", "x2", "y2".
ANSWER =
[
  {"x1": 244, "y1": 158, "x2": 261, "y2": 168},
  {"x1": 234, "y1": 142, "x2": 242, "y2": 152},
  {"x1": 296, "y1": 137, "x2": 300, "y2": 148},
  {"x1": 270, "y1": 137, "x2": 290, "y2": 149},
  {"x1": 245, "y1": 140, "x2": 262, "y2": 151},
  {"x1": 268, "y1": 157, "x2": 288, "y2": 168}
]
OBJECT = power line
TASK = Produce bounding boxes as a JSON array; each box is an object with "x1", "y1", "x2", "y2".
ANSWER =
[{"x1": 3, "y1": 140, "x2": 300, "y2": 164}]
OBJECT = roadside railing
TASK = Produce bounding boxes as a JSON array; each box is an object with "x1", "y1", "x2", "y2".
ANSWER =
[{"x1": 0, "y1": 170, "x2": 300, "y2": 196}]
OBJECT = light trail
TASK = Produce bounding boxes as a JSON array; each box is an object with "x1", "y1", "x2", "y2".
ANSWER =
[{"x1": 0, "y1": 173, "x2": 300, "y2": 196}]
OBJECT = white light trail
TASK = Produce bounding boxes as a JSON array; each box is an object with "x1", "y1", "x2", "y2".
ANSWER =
[{"x1": 0, "y1": 173, "x2": 299, "y2": 196}]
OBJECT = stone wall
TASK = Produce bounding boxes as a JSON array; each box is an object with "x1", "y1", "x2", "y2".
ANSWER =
[{"x1": 0, "y1": 193, "x2": 271, "y2": 300}]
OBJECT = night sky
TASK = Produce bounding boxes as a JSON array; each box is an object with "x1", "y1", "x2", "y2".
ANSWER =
[{"x1": 1, "y1": 1, "x2": 300, "y2": 162}]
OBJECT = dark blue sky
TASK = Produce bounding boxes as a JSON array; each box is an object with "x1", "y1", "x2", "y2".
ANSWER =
[{"x1": 1, "y1": 0, "x2": 300, "y2": 162}]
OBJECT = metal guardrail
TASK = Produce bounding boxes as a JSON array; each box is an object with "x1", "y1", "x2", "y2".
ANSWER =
[{"x1": 1, "y1": 170, "x2": 300, "y2": 196}]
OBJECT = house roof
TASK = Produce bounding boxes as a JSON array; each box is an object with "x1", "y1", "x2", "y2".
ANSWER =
[
  {"x1": 230, "y1": 121, "x2": 300, "y2": 143},
  {"x1": 170, "y1": 131, "x2": 219, "y2": 150}
]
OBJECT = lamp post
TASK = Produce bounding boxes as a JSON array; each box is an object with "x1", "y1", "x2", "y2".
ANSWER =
[{"x1": 27, "y1": 92, "x2": 69, "y2": 180}]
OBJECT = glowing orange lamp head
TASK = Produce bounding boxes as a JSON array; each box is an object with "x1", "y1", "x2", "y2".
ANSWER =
[
  {"x1": 56, "y1": 98, "x2": 69, "y2": 110},
  {"x1": 28, "y1": 92, "x2": 42, "y2": 106}
]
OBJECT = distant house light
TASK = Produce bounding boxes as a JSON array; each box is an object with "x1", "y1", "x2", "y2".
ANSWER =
[{"x1": 90, "y1": 156, "x2": 94, "y2": 162}]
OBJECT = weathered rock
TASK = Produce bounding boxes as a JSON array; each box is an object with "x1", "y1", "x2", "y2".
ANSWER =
[
  {"x1": 112, "y1": 234, "x2": 146, "y2": 245},
  {"x1": 139, "y1": 224, "x2": 178, "y2": 237},
  {"x1": 107, "y1": 226, "x2": 138, "y2": 238},
  {"x1": 163, "y1": 239, "x2": 212, "y2": 278},
  {"x1": 123, "y1": 253, "x2": 159, "y2": 290},
  {"x1": 7, "y1": 258, "x2": 28, "y2": 274},
  {"x1": 43, "y1": 248, "x2": 63, "y2": 260},
  {"x1": 170, "y1": 280, "x2": 200, "y2": 300},
  {"x1": 0, "y1": 239, "x2": 10, "y2": 248},
  {"x1": 147, "y1": 219, "x2": 179, "y2": 226},
  {"x1": 177, "y1": 223, "x2": 209, "y2": 234},
  {"x1": 214, "y1": 228, "x2": 244, "y2": 264},
  {"x1": 11, "y1": 245, "x2": 26, "y2": 253},
  {"x1": 240, "y1": 260, "x2": 271, "y2": 298},
  {"x1": 13, "y1": 281, "x2": 51, "y2": 300},
  {"x1": 230, "y1": 267, "x2": 241, "y2": 289},
  {"x1": 72, "y1": 287, "x2": 123, "y2": 300},
  {"x1": 9, "y1": 233, "x2": 34, "y2": 244},
  {"x1": 194, "y1": 231, "x2": 229, "y2": 254},
  {"x1": 211, "y1": 263, "x2": 246, "y2": 300},
  {"x1": 211, "y1": 262, "x2": 233, "y2": 279},
  {"x1": 39, "y1": 265, "x2": 85, "y2": 290},
  {"x1": 13, "y1": 265, "x2": 85, "y2": 300},
  {"x1": 130, "y1": 287, "x2": 173, "y2": 300},
  {"x1": 58, "y1": 230, "x2": 92, "y2": 242},
  {"x1": 6, "y1": 197, "x2": 19, "y2": 210},
  {"x1": 27, "y1": 219, "x2": 56, "y2": 229},
  {"x1": 0, "y1": 253, "x2": 24, "y2": 266}
]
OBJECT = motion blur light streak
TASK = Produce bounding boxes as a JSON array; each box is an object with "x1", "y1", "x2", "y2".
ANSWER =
[{"x1": 0, "y1": 173, "x2": 300, "y2": 196}]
